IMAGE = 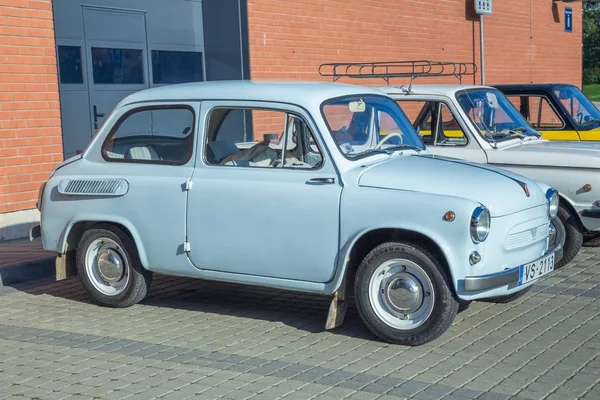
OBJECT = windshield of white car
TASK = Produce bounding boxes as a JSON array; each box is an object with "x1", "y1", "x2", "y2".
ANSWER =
[
  {"x1": 321, "y1": 95, "x2": 425, "y2": 159},
  {"x1": 455, "y1": 89, "x2": 541, "y2": 143},
  {"x1": 553, "y1": 86, "x2": 600, "y2": 127}
]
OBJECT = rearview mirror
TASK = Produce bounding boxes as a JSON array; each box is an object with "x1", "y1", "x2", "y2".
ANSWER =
[
  {"x1": 349, "y1": 99, "x2": 366, "y2": 113},
  {"x1": 486, "y1": 92, "x2": 499, "y2": 109}
]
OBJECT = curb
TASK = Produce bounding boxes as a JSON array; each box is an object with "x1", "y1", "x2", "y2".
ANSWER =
[{"x1": 0, "y1": 257, "x2": 55, "y2": 287}]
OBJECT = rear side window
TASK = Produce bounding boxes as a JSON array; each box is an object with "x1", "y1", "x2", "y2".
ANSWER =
[{"x1": 102, "y1": 106, "x2": 195, "y2": 165}]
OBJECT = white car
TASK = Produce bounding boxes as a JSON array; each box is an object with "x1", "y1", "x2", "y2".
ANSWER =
[{"x1": 318, "y1": 60, "x2": 598, "y2": 268}]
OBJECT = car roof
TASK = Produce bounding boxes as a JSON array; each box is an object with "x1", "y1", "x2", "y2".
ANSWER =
[
  {"x1": 118, "y1": 80, "x2": 389, "y2": 109},
  {"x1": 369, "y1": 83, "x2": 498, "y2": 97},
  {"x1": 492, "y1": 83, "x2": 577, "y2": 92}
]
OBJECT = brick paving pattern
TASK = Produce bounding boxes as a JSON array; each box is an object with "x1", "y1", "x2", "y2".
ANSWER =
[{"x1": 0, "y1": 247, "x2": 598, "y2": 399}]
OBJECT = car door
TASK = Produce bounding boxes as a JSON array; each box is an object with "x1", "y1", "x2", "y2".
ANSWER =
[
  {"x1": 186, "y1": 101, "x2": 342, "y2": 283},
  {"x1": 96, "y1": 102, "x2": 197, "y2": 273},
  {"x1": 409, "y1": 100, "x2": 488, "y2": 163}
]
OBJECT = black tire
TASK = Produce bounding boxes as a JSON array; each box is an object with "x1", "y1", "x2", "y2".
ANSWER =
[
  {"x1": 354, "y1": 241, "x2": 458, "y2": 346},
  {"x1": 549, "y1": 215, "x2": 566, "y2": 265},
  {"x1": 583, "y1": 231, "x2": 600, "y2": 247},
  {"x1": 457, "y1": 299, "x2": 471, "y2": 313},
  {"x1": 555, "y1": 205, "x2": 583, "y2": 269},
  {"x1": 76, "y1": 224, "x2": 152, "y2": 307},
  {"x1": 482, "y1": 285, "x2": 532, "y2": 304}
]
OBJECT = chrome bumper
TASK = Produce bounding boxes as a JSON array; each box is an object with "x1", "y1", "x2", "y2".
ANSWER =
[
  {"x1": 581, "y1": 209, "x2": 600, "y2": 219},
  {"x1": 29, "y1": 224, "x2": 41, "y2": 241},
  {"x1": 463, "y1": 245, "x2": 561, "y2": 292}
]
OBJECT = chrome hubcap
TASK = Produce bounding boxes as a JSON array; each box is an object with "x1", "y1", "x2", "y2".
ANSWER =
[
  {"x1": 97, "y1": 248, "x2": 124, "y2": 283},
  {"x1": 384, "y1": 273, "x2": 423, "y2": 314},
  {"x1": 85, "y1": 238, "x2": 130, "y2": 296},
  {"x1": 368, "y1": 259, "x2": 435, "y2": 330}
]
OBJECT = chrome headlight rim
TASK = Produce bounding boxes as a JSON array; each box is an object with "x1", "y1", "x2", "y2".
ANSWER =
[
  {"x1": 470, "y1": 206, "x2": 491, "y2": 243},
  {"x1": 546, "y1": 188, "x2": 559, "y2": 219}
]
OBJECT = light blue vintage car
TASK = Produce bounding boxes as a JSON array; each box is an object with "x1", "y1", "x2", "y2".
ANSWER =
[{"x1": 31, "y1": 81, "x2": 560, "y2": 345}]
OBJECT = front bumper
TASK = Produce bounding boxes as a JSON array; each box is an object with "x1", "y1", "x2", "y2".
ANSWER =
[{"x1": 463, "y1": 244, "x2": 561, "y2": 292}]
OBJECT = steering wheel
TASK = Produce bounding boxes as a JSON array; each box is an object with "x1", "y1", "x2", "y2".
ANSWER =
[{"x1": 375, "y1": 132, "x2": 403, "y2": 149}]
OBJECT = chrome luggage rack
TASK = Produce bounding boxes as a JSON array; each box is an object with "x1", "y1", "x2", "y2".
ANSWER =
[{"x1": 318, "y1": 60, "x2": 478, "y2": 86}]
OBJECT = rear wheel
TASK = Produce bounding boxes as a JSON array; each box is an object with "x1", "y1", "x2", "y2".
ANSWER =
[
  {"x1": 76, "y1": 224, "x2": 152, "y2": 307},
  {"x1": 354, "y1": 241, "x2": 458, "y2": 346},
  {"x1": 555, "y1": 205, "x2": 583, "y2": 268}
]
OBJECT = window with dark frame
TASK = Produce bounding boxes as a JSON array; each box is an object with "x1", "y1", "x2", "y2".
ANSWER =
[
  {"x1": 102, "y1": 106, "x2": 194, "y2": 164},
  {"x1": 57, "y1": 45, "x2": 84, "y2": 84},
  {"x1": 91, "y1": 47, "x2": 144, "y2": 84},
  {"x1": 151, "y1": 50, "x2": 204, "y2": 84}
]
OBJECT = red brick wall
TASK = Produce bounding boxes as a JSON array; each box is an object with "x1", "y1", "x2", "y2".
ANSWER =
[
  {"x1": 247, "y1": 0, "x2": 582, "y2": 87},
  {"x1": 0, "y1": 0, "x2": 62, "y2": 214}
]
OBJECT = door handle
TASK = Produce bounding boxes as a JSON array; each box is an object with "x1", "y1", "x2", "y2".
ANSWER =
[
  {"x1": 306, "y1": 177, "x2": 335, "y2": 185},
  {"x1": 93, "y1": 105, "x2": 105, "y2": 129}
]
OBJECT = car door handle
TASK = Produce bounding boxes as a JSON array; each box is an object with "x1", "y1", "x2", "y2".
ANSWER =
[{"x1": 306, "y1": 177, "x2": 335, "y2": 185}]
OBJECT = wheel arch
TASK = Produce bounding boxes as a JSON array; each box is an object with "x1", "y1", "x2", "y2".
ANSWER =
[
  {"x1": 558, "y1": 194, "x2": 584, "y2": 231},
  {"x1": 61, "y1": 219, "x2": 149, "y2": 270},
  {"x1": 340, "y1": 228, "x2": 454, "y2": 296}
]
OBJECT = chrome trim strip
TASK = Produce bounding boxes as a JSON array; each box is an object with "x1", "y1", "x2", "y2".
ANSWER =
[{"x1": 463, "y1": 245, "x2": 561, "y2": 292}]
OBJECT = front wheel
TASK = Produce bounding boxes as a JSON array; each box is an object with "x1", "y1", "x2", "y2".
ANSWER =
[
  {"x1": 76, "y1": 224, "x2": 152, "y2": 307},
  {"x1": 354, "y1": 241, "x2": 458, "y2": 346},
  {"x1": 555, "y1": 206, "x2": 583, "y2": 268}
]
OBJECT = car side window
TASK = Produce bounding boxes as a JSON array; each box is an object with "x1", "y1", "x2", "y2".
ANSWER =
[
  {"x1": 436, "y1": 103, "x2": 467, "y2": 146},
  {"x1": 528, "y1": 96, "x2": 564, "y2": 129},
  {"x1": 204, "y1": 107, "x2": 323, "y2": 169},
  {"x1": 507, "y1": 95, "x2": 564, "y2": 129},
  {"x1": 396, "y1": 100, "x2": 432, "y2": 143},
  {"x1": 102, "y1": 106, "x2": 195, "y2": 164}
]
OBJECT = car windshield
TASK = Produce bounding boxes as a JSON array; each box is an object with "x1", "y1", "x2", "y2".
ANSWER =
[
  {"x1": 456, "y1": 89, "x2": 541, "y2": 143},
  {"x1": 321, "y1": 95, "x2": 425, "y2": 159},
  {"x1": 553, "y1": 85, "x2": 600, "y2": 127}
]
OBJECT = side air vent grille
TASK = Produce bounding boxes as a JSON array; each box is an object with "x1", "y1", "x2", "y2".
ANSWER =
[{"x1": 58, "y1": 179, "x2": 129, "y2": 196}]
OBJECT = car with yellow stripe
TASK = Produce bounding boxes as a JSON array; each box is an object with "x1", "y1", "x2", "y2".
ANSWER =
[{"x1": 493, "y1": 83, "x2": 600, "y2": 141}]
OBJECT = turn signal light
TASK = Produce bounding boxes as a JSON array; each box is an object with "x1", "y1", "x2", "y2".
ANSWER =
[
  {"x1": 443, "y1": 211, "x2": 455, "y2": 222},
  {"x1": 583, "y1": 184, "x2": 592, "y2": 192}
]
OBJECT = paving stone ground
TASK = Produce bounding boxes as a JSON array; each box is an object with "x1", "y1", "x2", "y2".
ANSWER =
[{"x1": 0, "y1": 246, "x2": 599, "y2": 400}]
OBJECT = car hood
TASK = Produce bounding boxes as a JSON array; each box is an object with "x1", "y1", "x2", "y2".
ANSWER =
[
  {"x1": 490, "y1": 139, "x2": 600, "y2": 169},
  {"x1": 358, "y1": 154, "x2": 546, "y2": 217}
]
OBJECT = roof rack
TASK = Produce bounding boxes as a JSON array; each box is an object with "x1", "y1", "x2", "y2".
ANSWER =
[{"x1": 318, "y1": 60, "x2": 478, "y2": 86}]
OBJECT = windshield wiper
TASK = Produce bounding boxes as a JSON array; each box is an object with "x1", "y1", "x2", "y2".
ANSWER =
[
  {"x1": 383, "y1": 144, "x2": 423, "y2": 153},
  {"x1": 581, "y1": 118, "x2": 600, "y2": 126}
]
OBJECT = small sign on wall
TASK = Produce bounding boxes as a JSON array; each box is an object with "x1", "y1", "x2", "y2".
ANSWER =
[
  {"x1": 475, "y1": 0, "x2": 492, "y2": 15},
  {"x1": 565, "y1": 7, "x2": 573, "y2": 33}
]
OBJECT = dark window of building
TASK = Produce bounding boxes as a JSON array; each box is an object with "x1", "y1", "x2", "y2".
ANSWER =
[
  {"x1": 151, "y1": 50, "x2": 204, "y2": 84},
  {"x1": 91, "y1": 47, "x2": 144, "y2": 84},
  {"x1": 57, "y1": 45, "x2": 83, "y2": 84}
]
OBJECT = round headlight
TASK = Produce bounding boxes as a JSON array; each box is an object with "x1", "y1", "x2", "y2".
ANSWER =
[
  {"x1": 546, "y1": 188, "x2": 559, "y2": 219},
  {"x1": 470, "y1": 206, "x2": 491, "y2": 243}
]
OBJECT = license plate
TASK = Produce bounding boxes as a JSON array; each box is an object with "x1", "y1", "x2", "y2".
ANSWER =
[{"x1": 518, "y1": 252, "x2": 555, "y2": 286}]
